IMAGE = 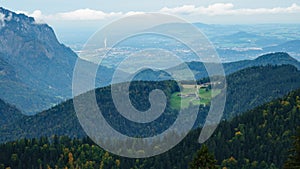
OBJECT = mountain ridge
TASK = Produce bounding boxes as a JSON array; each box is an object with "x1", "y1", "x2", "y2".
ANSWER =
[
  {"x1": 0, "y1": 7, "x2": 299, "y2": 115},
  {"x1": 186, "y1": 52, "x2": 300, "y2": 79},
  {"x1": 0, "y1": 7, "x2": 131, "y2": 114},
  {"x1": 0, "y1": 7, "x2": 78, "y2": 114},
  {"x1": 1, "y1": 64, "x2": 300, "y2": 142}
]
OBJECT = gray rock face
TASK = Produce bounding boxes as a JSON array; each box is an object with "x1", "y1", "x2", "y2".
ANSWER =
[{"x1": 0, "y1": 7, "x2": 77, "y2": 114}]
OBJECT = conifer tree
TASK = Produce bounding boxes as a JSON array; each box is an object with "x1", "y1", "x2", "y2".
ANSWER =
[
  {"x1": 284, "y1": 128, "x2": 300, "y2": 169},
  {"x1": 189, "y1": 145, "x2": 218, "y2": 169}
]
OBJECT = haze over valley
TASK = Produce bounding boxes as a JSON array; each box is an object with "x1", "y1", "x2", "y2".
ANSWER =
[{"x1": 0, "y1": 3, "x2": 300, "y2": 169}]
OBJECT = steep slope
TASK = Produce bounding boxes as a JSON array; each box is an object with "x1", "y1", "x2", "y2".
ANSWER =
[
  {"x1": 0, "y1": 8, "x2": 76, "y2": 90},
  {"x1": 0, "y1": 7, "x2": 130, "y2": 114},
  {"x1": 0, "y1": 56, "x2": 15, "y2": 81},
  {"x1": 0, "y1": 51, "x2": 65, "y2": 115},
  {"x1": 0, "y1": 7, "x2": 78, "y2": 114}
]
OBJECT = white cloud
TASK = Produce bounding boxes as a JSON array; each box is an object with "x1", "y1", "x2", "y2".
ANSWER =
[
  {"x1": 16, "y1": 10, "x2": 46, "y2": 24},
  {"x1": 0, "y1": 13, "x2": 5, "y2": 21},
  {"x1": 6, "y1": 12, "x2": 12, "y2": 21},
  {"x1": 17, "y1": 9, "x2": 123, "y2": 22},
  {"x1": 160, "y1": 3, "x2": 300, "y2": 16},
  {"x1": 55, "y1": 9, "x2": 122, "y2": 20},
  {"x1": 30, "y1": 10, "x2": 45, "y2": 23},
  {"x1": 124, "y1": 11, "x2": 145, "y2": 16},
  {"x1": 14, "y1": 3, "x2": 300, "y2": 23},
  {"x1": 0, "y1": 13, "x2": 5, "y2": 27},
  {"x1": 0, "y1": 12, "x2": 13, "y2": 27}
]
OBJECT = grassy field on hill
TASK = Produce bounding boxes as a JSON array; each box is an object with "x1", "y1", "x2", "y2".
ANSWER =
[{"x1": 170, "y1": 84, "x2": 221, "y2": 109}]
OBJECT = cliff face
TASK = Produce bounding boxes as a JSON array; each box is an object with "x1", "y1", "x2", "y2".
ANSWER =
[{"x1": 0, "y1": 7, "x2": 77, "y2": 114}]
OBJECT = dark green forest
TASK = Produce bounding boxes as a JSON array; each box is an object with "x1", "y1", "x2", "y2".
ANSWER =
[
  {"x1": 1, "y1": 86, "x2": 300, "y2": 168},
  {"x1": 1, "y1": 65, "x2": 300, "y2": 143},
  {"x1": 0, "y1": 7, "x2": 299, "y2": 169},
  {"x1": 283, "y1": 128, "x2": 300, "y2": 169}
]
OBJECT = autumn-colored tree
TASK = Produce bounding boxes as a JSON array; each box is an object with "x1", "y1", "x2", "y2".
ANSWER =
[{"x1": 68, "y1": 152, "x2": 74, "y2": 169}]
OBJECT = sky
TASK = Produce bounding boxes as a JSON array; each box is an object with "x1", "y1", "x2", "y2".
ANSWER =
[
  {"x1": 1, "y1": 0, "x2": 300, "y2": 44},
  {"x1": 2, "y1": 0, "x2": 300, "y2": 22}
]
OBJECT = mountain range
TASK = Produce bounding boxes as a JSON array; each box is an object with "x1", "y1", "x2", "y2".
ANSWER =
[
  {"x1": 0, "y1": 7, "x2": 121, "y2": 114},
  {"x1": 1, "y1": 64, "x2": 300, "y2": 142},
  {"x1": 0, "y1": 7, "x2": 300, "y2": 169},
  {"x1": 0, "y1": 7, "x2": 300, "y2": 134},
  {"x1": 168, "y1": 52, "x2": 300, "y2": 80},
  {"x1": 0, "y1": 7, "x2": 77, "y2": 114},
  {"x1": 264, "y1": 40, "x2": 300, "y2": 53}
]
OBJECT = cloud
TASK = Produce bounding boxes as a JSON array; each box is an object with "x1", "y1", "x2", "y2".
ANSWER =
[
  {"x1": 55, "y1": 9, "x2": 122, "y2": 20},
  {"x1": 30, "y1": 10, "x2": 45, "y2": 23},
  {"x1": 160, "y1": 3, "x2": 300, "y2": 16},
  {"x1": 0, "y1": 13, "x2": 5, "y2": 27},
  {"x1": 0, "y1": 12, "x2": 13, "y2": 27},
  {"x1": 15, "y1": 10, "x2": 45, "y2": 24},
  {"x1": 5, "y1": 12, "x2": 12, "y2": 21},
  {"x1": 15, "y1": 3, "x2": 300, "y2": 23},
  {"x1": 124, "y1": 11, "x2": 145, "y2": 16},
  {"x1": 17, "y1": 9, "x2": 125, "y2": 22}
]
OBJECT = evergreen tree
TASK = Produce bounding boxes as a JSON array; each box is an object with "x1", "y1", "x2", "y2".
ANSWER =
[
  {"x1": 188, "y1": 144, "x2": 218, "y2": 169},
  {"x1": 284, "y1": 127, "x2": 300, "y2": 169}
]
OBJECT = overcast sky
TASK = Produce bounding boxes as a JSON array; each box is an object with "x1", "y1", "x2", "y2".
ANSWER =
[{"x1": 2, "y1": 0, "x2": 299, "y2": 43}]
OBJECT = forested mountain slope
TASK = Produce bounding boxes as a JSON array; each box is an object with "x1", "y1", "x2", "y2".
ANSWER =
[
  {"x1": 0, "y1": 85, "x2": 299, "y2": 169},
  {"x1": 1, "y1": 65, "x2": 300, "y2": 143}
]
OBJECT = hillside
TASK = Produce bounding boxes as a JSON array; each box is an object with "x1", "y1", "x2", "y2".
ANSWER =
[
  {"x1": 0, "y1": 84, "x2": 299, "y2": 169},
  {"x1": 120, "y1": 87, "x2": 300, "y2": 168},
  {"x1": 0, "y1": 99, "x2": 22, "y2": 126},
  {"x1": 0, "y1": 7, "x2": 120, "y2": 114},
  {"x1": 0, "y1": 99, "x2": 24, "y2": 143},
  {"x1": 1, "y1": 65, "x2": 300, "y2": 143},
  {"x1": 1, "y1": 7, "x2": 299, "y2": 115},
  {"x1": 206, "y1": 87, "x2": 300, "y2": 168},
  {"x1": 224, "y1": 52, "x2": 300, "y2": 75},
  {"x1": 0, "y1": 81, "x2": 181, "y2": 142},
  {"x1": 224, "y1": 64, "x2": 300, "y2": 118},
  {"x1": 129, "y1": 83, "x2": 300, "y2": 169},
  {"x1": 169, "y1": 52, "x2": 300, "y2": 80},
  {"x1": 0, "y1": 7, "x2": 77, "y2": 114}
]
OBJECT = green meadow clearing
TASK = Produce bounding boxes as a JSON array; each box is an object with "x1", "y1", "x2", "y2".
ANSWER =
[{"x1": 170, "y1": 84, "x2": 221, "y2": 110}]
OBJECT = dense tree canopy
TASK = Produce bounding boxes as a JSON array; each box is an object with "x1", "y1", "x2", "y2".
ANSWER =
[
  {"x1": 0, "y1": 88, "x2": 299, "y2": 168},
  {"x1": 284, "y1": 128, "x2": 300, "y2": 169},
  {"x1": 188, "y1": 144, "x2": 218, "y2": 169}
]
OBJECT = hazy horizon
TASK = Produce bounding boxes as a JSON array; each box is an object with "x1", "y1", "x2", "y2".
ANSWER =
[{"x1": 1, "y1": 0, "x2": 300, "y2": 45}]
